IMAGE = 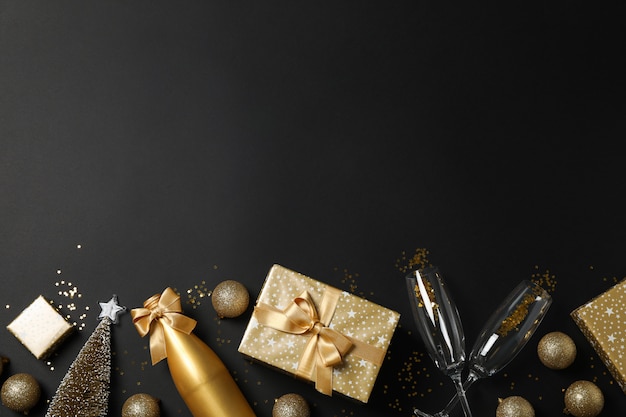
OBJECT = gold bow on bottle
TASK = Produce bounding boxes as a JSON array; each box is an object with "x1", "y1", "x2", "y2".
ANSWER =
[
  {"x1": 131, "y1": 287, "x2": 198, "y2": 365},
  {"x1": 254, "y1": 288, "x2": 385, "y2": 396}
]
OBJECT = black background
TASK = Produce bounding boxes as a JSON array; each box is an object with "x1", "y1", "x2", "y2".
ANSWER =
[{"x1": 1, "y1": 1, "x2": 625, "y2": 416}]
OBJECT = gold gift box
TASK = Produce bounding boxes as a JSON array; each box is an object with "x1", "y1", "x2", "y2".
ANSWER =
[
  {"x1": 7, "y1": 295, "x2": 74, "y2": 360},
  {"x1": 238, "y1": 264, "x2": 400, "y2": 403},
  {"x1": 571, "y1": 278, "x2": 626, "y2": 393}
]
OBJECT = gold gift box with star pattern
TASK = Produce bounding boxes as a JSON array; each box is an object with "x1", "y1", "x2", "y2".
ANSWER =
[
  {"x1": 238, "y1": 264, "x2": 400, "y2": 403},
  {"x1": 571, "y1": 278, "x2": 626, "y2": 393}
]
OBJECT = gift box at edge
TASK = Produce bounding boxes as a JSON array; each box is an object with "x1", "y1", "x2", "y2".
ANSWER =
[
  {"x1": 571, "y1": 278, "x2": 626, "y2": 394},
  {"x1": 238, "y1": 264, "x2": 400, "y2": 403}
]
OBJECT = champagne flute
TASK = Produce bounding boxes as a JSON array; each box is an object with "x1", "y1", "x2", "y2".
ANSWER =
[
  {"x1": 406, "y1": 266, "x2": 473, "y2": 417},
  {"x1": 413, "y1": 280, "x2": 552, "y2": 417}
]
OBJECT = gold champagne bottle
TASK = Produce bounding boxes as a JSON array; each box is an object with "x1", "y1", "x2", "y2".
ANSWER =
[{"x1": 134, "y1": 289, "x2": 256, "y2": 417}]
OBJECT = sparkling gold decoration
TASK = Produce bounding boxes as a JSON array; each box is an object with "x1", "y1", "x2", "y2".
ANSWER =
[
  {"x1": 496, "y1": 293, "x2": 535, "y2": 337},
  {"x1": 413, "y1": 279, "x2": 436, "y2": 308},
  {"x1": 338, "y1": 267, "x2": 361, "y2": 295},
  {"x1": 122, "y1": 393, "x2": 161, "y2": 417},
  {"x1": 395, "y1": 248, "x2": 430, "y2": 274},
  {"x1": 496, "y1": 396, "x2": 535, "y2": 417},
  {"x1": 272, "y1": 393, "x2": 310, "y2": 417},
  {"x1": 571, "y1": 278, "x2": 626, "y2": 392},
  {"x1": 53, "y1": 279, "x2": 88, "y2": 331},
  {"x1": 531, "y1": 266, "x2": 557, "y2": 294},
  {"x1": 186, "y1": 279, "x2": 211, "y2": 309},
  {"x1": 238, "y1": 264, "x2": 400, "y2": 403},
  {"x1": 211, "y1": 280, "x2": 250, "y2": 318},
  {"x1": 1, "y1": 373, "x2": 41, "y2": 414},
  {"x1": 563, "y1": 380, "x2": 604, "y2": 417},
  {"x1": 6, "y1": 295, "x2": 74, "y2": 359},
  {"x1": 131, "y1": 288, "x2": 256, "y2": 417},
  {"x1": 537, "y1": 331, "x2": 576, "y2": 370}
]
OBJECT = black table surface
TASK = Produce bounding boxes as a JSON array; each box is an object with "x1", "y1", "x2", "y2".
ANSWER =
[{"x1": 1, "y1": 2, "x2": 625, "y2": 416}]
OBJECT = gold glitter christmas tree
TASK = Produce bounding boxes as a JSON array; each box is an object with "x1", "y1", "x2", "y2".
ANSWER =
[{"x1": 45, "y1": 295, "x2": 126, "y2": 417}]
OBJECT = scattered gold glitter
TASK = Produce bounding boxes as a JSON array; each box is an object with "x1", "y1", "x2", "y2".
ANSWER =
[
  {"x1": 337, "y1": 268, "x2": 361, "y2": 294},
  {"x1": 185, "y1": 280, "x2": 211, "y2": 309},
  {"x1": 530, "y1": 266, "x2": 557, "y2": 294},
  {"x1": 395, "y1": 248, "x2": 430, "y2": 274},
  {"x1": 602, "y1": 275, "x2": 620, "y2": 284},
  {"x1": 52, "y1": 279, "x2": 87, "y2": 331}
]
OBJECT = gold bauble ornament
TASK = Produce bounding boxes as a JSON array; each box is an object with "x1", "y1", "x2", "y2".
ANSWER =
[
  {"x1": 122, "y1": 393, "x2": 161, "y2": 417},
  {"x1": 272, "y1": 393, "x2": 310, "y2": 417},
  {"x1": 1, "y1": 373, "x2": 41, "y2": 414},
  {"x1": 564, "y1": 380, "x2": 604, "y2": 417},
  {"x1": 537, "y1": 331, "x2": 577, "y2": 370},
  {"x1": 211, "y1": 280, "x2": 250, "y2": 318},
  {"x1": 496, "y1": 396, "x2": 535, "y2": 417}
]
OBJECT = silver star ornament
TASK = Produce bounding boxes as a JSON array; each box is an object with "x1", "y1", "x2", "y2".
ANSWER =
[{"x1": 99, "y1": 294, "x2": 127, "y2": 324}]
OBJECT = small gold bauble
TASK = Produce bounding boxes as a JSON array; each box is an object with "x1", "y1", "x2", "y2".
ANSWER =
[
  {"x1": 564, "y1": 380, "x2": 604, "y2": 417},
  {"x1": 1, "y1": 373, "x2": 41, "y2": 414},
  {"x1": 496, "y1": 396, "x2": 535, "y2": 417},
  {"x1": 272, "y1": 393, "x2": 311, "y2": 417},
  {"x1": 122, "y1": 393, "x2": 161, "y2": 417},
  {"x1": 537, "y1": 331, "x2": 577, "y2": 370},
  {"x1": 211, "y1": 280, "x2": 250, "y2": 318}
]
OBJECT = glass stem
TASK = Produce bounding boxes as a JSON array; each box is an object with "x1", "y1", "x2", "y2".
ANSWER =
[
  {"x1": 434, "y1": 373, "x2": 479, "y2": 417},
  {"x1": 451, "y1": 374, "x2": 473, "y2": 417}
]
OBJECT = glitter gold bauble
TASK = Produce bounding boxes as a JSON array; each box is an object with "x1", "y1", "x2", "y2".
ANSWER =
[
  {"x1": 211, "y1": 280, "x2": 250, "y2": 318},
  {"x1": 563, "y1": 380, "x2": 604, "y2": 417},
  {"x1": 272, "y1": 393, "x2": 310, "y2": 417},
  {"x1": 1, "y1": 373, "x2": 41, "y2": 414},
  {"x1": 496, "y1": 396, "x2": 535, "y2": 417},
  {"x1": 122, "y1": 393, "x2": 161, "y2": 417},
  {"x1": 537, "y1": 331, "x2": 576, "y2": 370}
]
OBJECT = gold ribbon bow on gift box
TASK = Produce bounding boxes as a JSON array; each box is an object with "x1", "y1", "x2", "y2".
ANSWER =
[
  {"x1": 131, "y1": 287, "x2": 198, "y2": 365},
  {"x1": 254, "y1": 287, "x2": 386, "y2": 396}
]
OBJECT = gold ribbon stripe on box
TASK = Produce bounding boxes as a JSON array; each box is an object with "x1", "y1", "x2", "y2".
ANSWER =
[{"x1": 253, "y1": 288, "x2": 386, "y2": 395}]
